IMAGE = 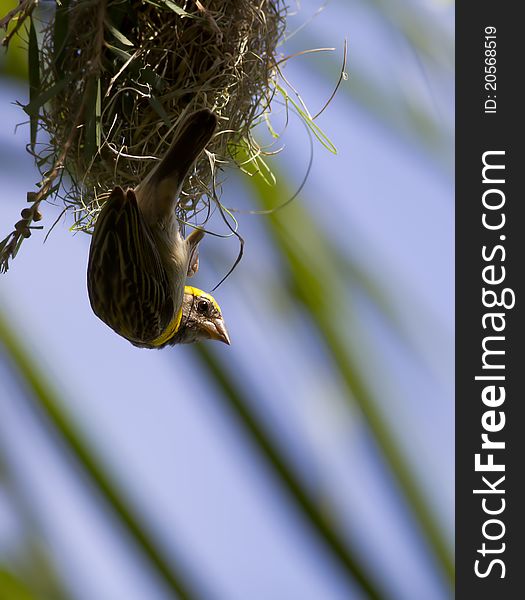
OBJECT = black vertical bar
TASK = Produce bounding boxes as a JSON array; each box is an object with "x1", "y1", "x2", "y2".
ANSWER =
[{"x1": 456, "y1": 3, "x2": 524, "y2": 598}]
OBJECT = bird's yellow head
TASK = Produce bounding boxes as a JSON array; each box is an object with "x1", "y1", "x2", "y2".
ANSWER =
[{"x1": 169, "y1": 286, "x2": 230, "y2": 346}]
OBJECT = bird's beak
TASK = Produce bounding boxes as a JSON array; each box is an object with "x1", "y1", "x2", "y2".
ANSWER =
[{"x1": 205, "y1": 319, "x2": 231, "y2": 345}]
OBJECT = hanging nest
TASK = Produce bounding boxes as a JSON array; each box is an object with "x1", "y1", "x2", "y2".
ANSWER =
[{"x1": 0, "y1": 0, "x2": 288, "y2": 270}]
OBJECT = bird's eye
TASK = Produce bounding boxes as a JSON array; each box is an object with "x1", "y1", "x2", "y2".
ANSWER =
[{"x1": 197, "y1": 299, "x2": 210, "y2": 314}]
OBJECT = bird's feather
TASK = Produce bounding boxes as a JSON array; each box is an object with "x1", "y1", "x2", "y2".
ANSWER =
[{"x1": 87, "y1": 187, "x2": 174, "y2": 344}]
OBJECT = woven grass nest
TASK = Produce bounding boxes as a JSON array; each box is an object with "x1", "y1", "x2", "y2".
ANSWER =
[
  {"x1": 0, "y1": 0, "x2": 291, "y2": 270},
  {"x1": 48, "y1": 0, "x2": 286, "y2": 224}
]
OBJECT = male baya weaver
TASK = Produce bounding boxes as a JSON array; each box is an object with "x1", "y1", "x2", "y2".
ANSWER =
[{"x1": 87, "y1": 109, "x2": 230, "y2": 348}]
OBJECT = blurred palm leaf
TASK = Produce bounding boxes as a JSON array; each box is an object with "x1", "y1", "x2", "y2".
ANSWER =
[
  {"x1": 0, "y1": 569, "x2": 36, "y2": 600},
  {"x1": 237, "y1": 162, "x2": 453, "y2": 585},
  {"x1": 0, "y1": 310, "x2": 204, "y2": 600}
]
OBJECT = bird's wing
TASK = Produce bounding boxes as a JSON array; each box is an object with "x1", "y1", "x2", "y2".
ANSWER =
[
  {"x1": 186, "y1": 227, "x2": 205, "y2": 277},
  {"x1": 87, "y1": 187, "x2": 175, "y2": 343}
]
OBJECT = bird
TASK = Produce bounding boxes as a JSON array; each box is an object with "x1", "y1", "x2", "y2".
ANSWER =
[{"x1": 87, "y1": 108, "x2": 230, "y2": 348}]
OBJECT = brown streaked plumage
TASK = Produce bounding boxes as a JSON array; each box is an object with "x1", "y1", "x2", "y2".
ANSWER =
[{"x1": 87, "y1": 109, "x2": 230, "y2": 348}]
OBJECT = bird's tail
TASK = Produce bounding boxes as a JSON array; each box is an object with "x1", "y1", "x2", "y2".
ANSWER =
[{"x1": 135, "y1": 109, "x2": 218, "y2": 221}]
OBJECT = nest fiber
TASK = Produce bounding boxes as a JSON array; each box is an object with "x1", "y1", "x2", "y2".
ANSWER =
[{"x1": 36, "y1": 0, "x2": 286, "y2": 230}]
